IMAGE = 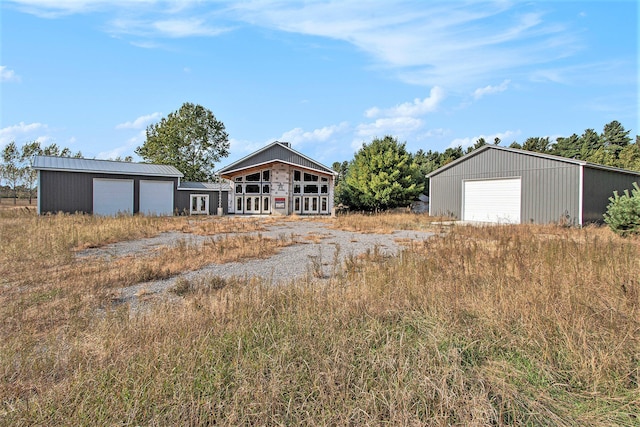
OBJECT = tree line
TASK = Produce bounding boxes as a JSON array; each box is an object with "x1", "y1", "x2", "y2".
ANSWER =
[
  {"x1": 333, "y1": 120, "x2": 640, "y2": 211},
  {"x1": 0, "y1": 141, "x2": 81, "y2": 204}
]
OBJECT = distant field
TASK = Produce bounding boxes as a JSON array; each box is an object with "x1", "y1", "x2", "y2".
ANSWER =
[
  {"x1": 0, "y1": 211, "x2": 638, "y2": 425},
  {"x1": 0, "y1": 197, "x2": 36, "y2": 210}
]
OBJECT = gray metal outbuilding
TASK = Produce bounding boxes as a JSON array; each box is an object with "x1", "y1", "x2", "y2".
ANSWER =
[
  {"x1": 34, "y1": 156, "x2": 230, "y2": 216},
  {"x1": 427, "y1": 145, "x2": 640, "y2": 225}
]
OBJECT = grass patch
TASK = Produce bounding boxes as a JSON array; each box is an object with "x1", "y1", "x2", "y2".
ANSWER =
[{"x1": 0, "y1": 213, "x2": 638, "y2": 425}]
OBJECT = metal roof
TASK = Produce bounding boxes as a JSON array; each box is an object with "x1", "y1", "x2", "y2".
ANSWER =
[
  {"x1": 178, "y1": 181, "x2": 231, "y2": 191},
  {"x1": 217, "y1": 141, "x2": 336, "y2": 176},
  {"x1": 33, "y1": 155, "x2": 183, "y2": 177},
  {"x1": 427, "y1": 145, "x2": 640, "y2": 178}
]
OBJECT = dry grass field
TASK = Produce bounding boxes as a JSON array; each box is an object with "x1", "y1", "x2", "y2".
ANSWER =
[{"x1": 0, "y1": 210, "x2": 638, "y2": 426}]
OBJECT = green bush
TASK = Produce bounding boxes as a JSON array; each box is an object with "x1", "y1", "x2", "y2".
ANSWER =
[{"x1": 604, "y1": 182, "x2": 640, "y2": 236}]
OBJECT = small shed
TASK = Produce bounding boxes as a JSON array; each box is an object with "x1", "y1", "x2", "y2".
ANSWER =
[
  {"x1": 34, "y1": 156, "x2": 183, "y2": 215},
  {"x1": 427, "y1": 145, "x2": 640, "y2": 225}
]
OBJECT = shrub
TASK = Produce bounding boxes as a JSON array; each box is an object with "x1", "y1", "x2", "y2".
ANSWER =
[{"x1": 604, "y1": 182, "x2": 640, "y2": 236}]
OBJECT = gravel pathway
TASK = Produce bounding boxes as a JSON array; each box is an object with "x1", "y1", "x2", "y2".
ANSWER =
[{"x1": 78, "y1": 219, "x2": 434, "y2": 309}]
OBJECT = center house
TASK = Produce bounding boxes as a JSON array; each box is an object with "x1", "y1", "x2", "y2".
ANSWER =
[{"x1": 218, "y1": 141, "x2": 336, "y2": 215}]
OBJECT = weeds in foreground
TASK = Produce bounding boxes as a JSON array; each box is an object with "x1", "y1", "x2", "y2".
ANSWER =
[
  {"x1": 0, "y1": 214, "x2": 638, "y2": 425},
  {"x1": 330, "y1": 211, "x2": 450, "y2": 233}
]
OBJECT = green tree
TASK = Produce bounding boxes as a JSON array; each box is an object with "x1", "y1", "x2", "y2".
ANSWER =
[
  {"x1": 552, "y1": 133, "x2": 581, "y2": 159},
  {"x1": 17, "y1": 141, "x2": 81, "y2": 204},
  {"x1": 331, "y1": 161, "x2": 349, "y2": 187},
  {"x1": 20, "y1": 141, "x2": 42, "y2": 204},
  {"x1": 2, "y1": 142, "x2": 24, "y2": 204},
  {"x1": 521, "y1": 137, "x2": 550, "y2": 153},
  {"x1": 343, "y1": 136, "x2": 424, "y2": 210},
  {"x1": 466, "y1": 137, "x2": 486, "y2": 154},
  {"x1": 601, "y1": 120, "x2": 631, "y2": 159},
  {"x1": 604, "y1": 182, "x2": 640, "y2": 236},
  {"x1": 136, "y1": 102, "x2": 229, "y2": 182}
]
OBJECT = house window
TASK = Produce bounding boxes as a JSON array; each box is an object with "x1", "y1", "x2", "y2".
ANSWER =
[
  {"x1": 263, "y1": 184, "x2": 270, "y2": 194},
  {"x1": 246, "y1": 172, "x2": 261, "y2": 182},
  {"x1": 235, "y1": 184, "x2": 243, "y2": 194},
  {"x1": 304, "y1": 184, "x2": 318, "y2": 194},
  {"x1": 236, "y1": 197, "x2": 243, "y2": 211},
  {"x1": 294, "y1": 170, "x2": 301, "y2": 181},
  {"x1": 303, "y1": 172, "x2": 319, "y2": 182},
  {"x1": 246, "y1": 184, "x2": 260, "y2": 194},
  {"x1": 294, "y1": 184, "x2": 301, "y2": 194},
  {"x1": 235, "y1": 177, "x2": 243, "y2": 182},
  {"x1": 321, "y1": 177, "x2": 328, "y2": 182},
  {"x1": 262, "y1": 170, "x2": 270, "y2": 181},
  {"x1": 321, "y1": 185, "x2": 328, "y2": 194},
  {"x1": 321, "y1": 197, "x2": 328, "y2": 212}
]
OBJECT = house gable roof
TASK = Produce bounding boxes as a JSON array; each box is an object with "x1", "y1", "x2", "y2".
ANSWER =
[
  {"x1": 217, "y1": 141, "x2": 336, "y2": 176},
  {"x1": 33, "y1": 155, "x2": 183, "y2": 177},
  {"x1": 426, "y1": 145, "x2": 640, "y2": 178}
]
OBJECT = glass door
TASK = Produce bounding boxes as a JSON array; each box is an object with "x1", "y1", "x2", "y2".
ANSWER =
[
  {"x1": 190, "y1": 194, "x2": 209, "y2": 215},
  {"x1": 303, "y1": 196, "x2": 319, "y2": 214},
  {"x1": 244, "y1": 196, "x2": 261, "y2": 214}
]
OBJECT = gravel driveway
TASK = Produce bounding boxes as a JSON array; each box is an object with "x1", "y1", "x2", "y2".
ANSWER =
[{"x1": 79, "y1": 219, "x2": 434, "y2": 309}]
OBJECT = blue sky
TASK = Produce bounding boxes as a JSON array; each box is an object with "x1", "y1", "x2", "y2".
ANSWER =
[{"x1": 1, "y1": 1, "x2": 637, "y2": 169}]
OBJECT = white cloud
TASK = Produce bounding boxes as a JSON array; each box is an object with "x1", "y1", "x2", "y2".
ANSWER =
[
  {"x1": 233, "y1": 2, "x2": 579, "y2": 88},
  {"x1": 473, "y1": 79, "x2": 510, "y2": 100},
  {"x1": 448, "y1": 130, "x2": 520, "y2": 150},
  {"x1": 152, "y1": 18, "x2": 228, "y2": 38},
  {"x1": 366, "y1": 86, "x2": 445, "y2": 118},
  {"x1": 353, "y1": 117, "x2": 424, "y2": 151},
  {"x1": 7, "y1": 1, "x2": 582, "y2": 87},
  {"x1": 115, "y1": 112, "x2": 162, "y2": 129},
  {"x1": 280, "y1": 122, "x2": 349, "y2": 146},
  {"x1": 0, "y1": 122, "x2": 48, "y2": 145},
  {"x1": 97, "y1": 129, "x2": 145, "y2": 159},
  {"x1": 0, "y1": 66, "x2": 20, "y2": 82}
]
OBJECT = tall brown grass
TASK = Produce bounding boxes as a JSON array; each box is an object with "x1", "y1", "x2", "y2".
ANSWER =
[{"x1": 1, "y1": 212, "x2": 638, "y2": 425}]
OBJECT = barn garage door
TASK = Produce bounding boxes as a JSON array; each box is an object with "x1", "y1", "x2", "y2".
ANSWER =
[
  {"x1": 139, "y1": 180, "x2": 174, "y2": 216},
  {"x1": 93, "y1": 178, "x2": 134, "y2": 216},
  {"x1": 463, "y1": 178, "x2": 521, "y2": 223}
]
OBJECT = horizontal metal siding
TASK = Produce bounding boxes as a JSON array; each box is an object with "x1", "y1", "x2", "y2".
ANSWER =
[
  {"x1": 39, "y1": 171, "x2": 178, "y2": 214},
  {"x1": 583, "y1": 168, "x2": 640, "y2": 223},
  {"x1": 430, "y1": 149, "x2": 581, "y2": 224},
  {"x1": 175, "y1": 190, "x2": 228, "y2": 215},
  {"x1": 231, "y1": 145, "x2": 331, "y2": 173}
]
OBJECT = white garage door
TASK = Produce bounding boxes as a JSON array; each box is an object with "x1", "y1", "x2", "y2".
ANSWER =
[
  {"x1": 463, "y1": 178, "x2": 521, "y2": 223},
  {"x1": 93, "y1": 178, "x2": 134, "y2": 216},
  {"x1": 139, "y1": 180, "x2": 174, "y2": 216}
]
